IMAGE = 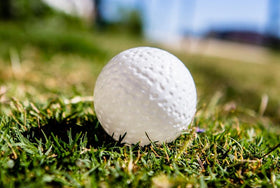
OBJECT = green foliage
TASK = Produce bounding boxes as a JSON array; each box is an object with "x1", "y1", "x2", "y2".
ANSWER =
[
  {"x1": 98, "y1": 9, "x2": 143, "y2": 37},
  {"x1": 0, "y1": 0, "x2": 53, "y2": 20},
  {"x1": 0, "y1": 21, "x2": 106, "y2": 60},
  {"x1": 0, "y1": 98, "x2": 279, "y2": 187}
]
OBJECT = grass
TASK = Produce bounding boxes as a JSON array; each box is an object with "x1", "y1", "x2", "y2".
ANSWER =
[{"x1": 0, "y1": 14, "x2": 280, "y2": 187}]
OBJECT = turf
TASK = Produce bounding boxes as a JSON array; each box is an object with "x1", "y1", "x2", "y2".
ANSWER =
[{"x1": 0, "y1": 15, "x2": 280, "y2": 187}]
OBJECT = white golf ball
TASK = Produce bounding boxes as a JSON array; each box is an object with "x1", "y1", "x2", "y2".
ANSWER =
[{"x1": 94, "y1": 47, "x2": 196, "y2": 146}]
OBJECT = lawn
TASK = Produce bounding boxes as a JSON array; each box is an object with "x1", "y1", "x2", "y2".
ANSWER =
[{"x1": 0, "y1": 14, "x2": 280, "y2": 187}]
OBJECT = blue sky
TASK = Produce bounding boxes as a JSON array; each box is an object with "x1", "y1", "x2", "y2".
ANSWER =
[
  {"x1": 101, "y1": 0, "x2": 277, "y2": 42},
  {"x1": 192, "y1": 0, "x2": 269, "y2": 33}
]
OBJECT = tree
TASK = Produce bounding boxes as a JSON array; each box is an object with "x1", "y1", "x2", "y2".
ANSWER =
[{"x1": 0, "y1": 0, "x2": 12, "y2": 19}]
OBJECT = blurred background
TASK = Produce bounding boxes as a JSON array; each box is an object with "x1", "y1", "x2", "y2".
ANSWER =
[{"x1": 0, "y1": 0, "x2": 279, "y2": 123}]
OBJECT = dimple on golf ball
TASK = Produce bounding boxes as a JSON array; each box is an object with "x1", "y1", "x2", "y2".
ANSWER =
[{"x1": 94, "y1": 47, "x2": 197, "y2": 146}]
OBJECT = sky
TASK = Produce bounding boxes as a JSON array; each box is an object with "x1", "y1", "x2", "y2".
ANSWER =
[
  {"x1": 192, "y1": 0, "x2": 269, "y2": 34},
  {"x1": 142, "y1": 0, "x2": 271, "y2": 41},
  {"x1": 44, "y1": 0, "x2": 278, "y2": 42},
  {"x1": 100, "y1": 0, "x2": 276, "y2": 42}
]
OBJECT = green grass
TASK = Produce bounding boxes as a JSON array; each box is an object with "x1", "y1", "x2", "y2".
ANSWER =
[{"x1": 0, "y1": 15, "x2": 280, "y2": 187}]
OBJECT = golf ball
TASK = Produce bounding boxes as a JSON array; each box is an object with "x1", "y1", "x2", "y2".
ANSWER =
[{"x1": 94, "y1": 47, "x2": 196, "y2": 146}]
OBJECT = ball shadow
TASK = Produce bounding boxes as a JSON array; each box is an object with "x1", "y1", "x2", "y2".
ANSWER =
[{"x1": 23, "y1": 113, "x2": 124, "y2": 148}]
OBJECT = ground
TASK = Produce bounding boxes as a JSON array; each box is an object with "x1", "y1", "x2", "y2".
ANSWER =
[{"x1": 0, "y1": 15, "x2": 280, "y2": 187}]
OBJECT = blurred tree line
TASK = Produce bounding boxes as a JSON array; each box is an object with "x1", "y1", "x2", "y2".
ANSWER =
[
  {"x1": 0, "y1": 0, "x2": 143, "y2": 36},
  {"x1": 94, "y1": 0, "x2": 142, "y2": 36},
  {"x1": 97, "y1": 10, "x2": 142, "y2": 36},
  {"x1": 0, "y1": 0, "x2": 142, "y2": 60},
  {"x1": 0, "y1": 0, "x2": 53, "y2": 20}
]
